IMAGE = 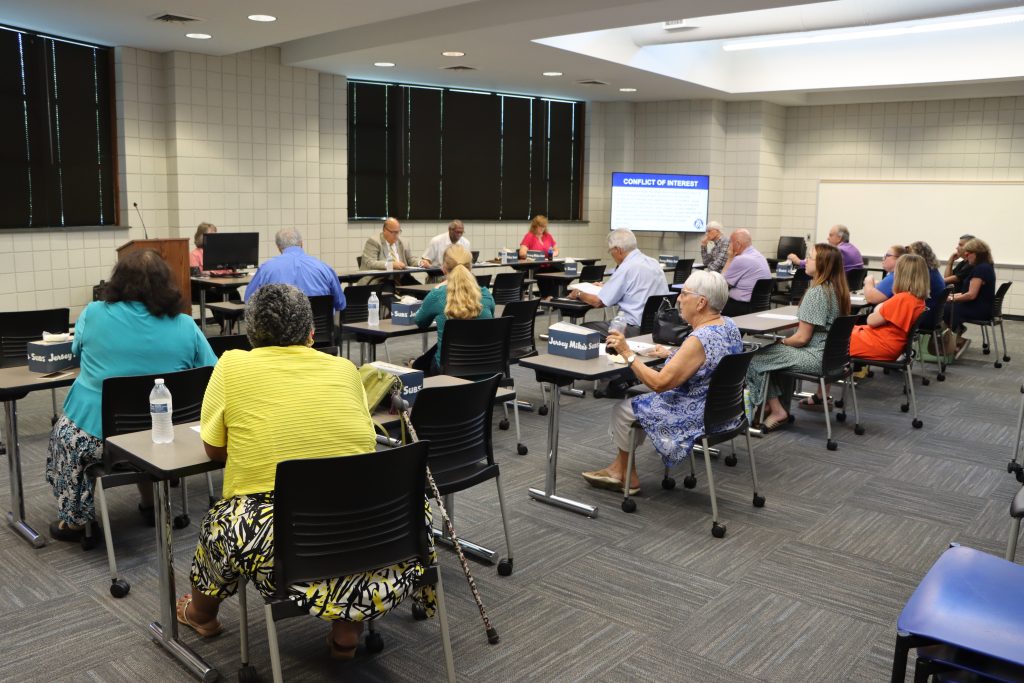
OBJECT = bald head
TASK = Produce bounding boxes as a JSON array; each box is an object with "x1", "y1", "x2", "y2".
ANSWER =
[
  {"x1": 382, "y1": 217, "x2": 401, "y2": 245},
  {"x1": 730, "y1": 229, "x2": 752, "y2": 253}
]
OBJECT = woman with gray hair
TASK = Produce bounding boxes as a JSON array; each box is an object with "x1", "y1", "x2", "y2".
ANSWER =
[
  {"x1": 177, "y1": 284, "x2": 436, "y2": 659},
  {"x1": 907, "y1": 240, "x2": 951, "y2": 314},
  {"x1": 583, "y1": 270, "x2": 743, "y2": 495}
]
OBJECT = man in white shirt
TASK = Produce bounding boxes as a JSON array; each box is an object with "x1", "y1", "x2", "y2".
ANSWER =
[{"x1": 420, "y1": 220, "x2": 471, "y2": 267}]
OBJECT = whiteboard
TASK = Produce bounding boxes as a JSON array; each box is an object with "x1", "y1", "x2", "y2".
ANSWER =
[{"x1": 816, "y1": 180, "x2": 1024, "y2": 265}]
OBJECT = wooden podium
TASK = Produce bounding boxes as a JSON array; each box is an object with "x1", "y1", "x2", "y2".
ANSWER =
[{"x1": 116, "y1": 239, "x2": 191, "y2": 314}]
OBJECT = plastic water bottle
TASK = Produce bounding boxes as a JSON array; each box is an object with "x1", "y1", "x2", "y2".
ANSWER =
[
  {"x1": 150, "y1": 379, "x2": 174, "y2": 444},
  {"x1": 385, "y1": 251, "x2": 394, "y2": 271},
  {"x1": 606, "y1": 315, "x2": 628, "y2": 356},
  {"x1": 367, "y1": 291, "x2": 380, "y2": 326}
]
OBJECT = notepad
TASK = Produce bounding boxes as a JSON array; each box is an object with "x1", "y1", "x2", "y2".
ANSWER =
[{"x1": 567, "y1": 282, "x2": 602, "y2": 297}]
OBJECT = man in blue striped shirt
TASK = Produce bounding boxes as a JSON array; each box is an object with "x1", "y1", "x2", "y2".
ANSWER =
[{"x1": 244, "y1": 228, "x2": 346, "y2": 311}]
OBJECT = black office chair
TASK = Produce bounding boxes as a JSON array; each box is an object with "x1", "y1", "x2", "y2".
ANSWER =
[
  {"x1": 771, "y1": 269, "x2": 810, "y2": 307},
  {"x1": 672, "y1": 259, "x2": 695, "y2": 285},
  {"x1": 639, "y1": 294, "x2": 677, "y2": 335},
  {"x1": 356, "y1": 255, "x2": 364, "y2": 269},
  {"x1": 234, "y1": 442, "x2": 455, "y2": 683},
  {"x1": 579, "y1": 264, "x2": 606, "y2": 283},
  {"x1": 207, "y1": 334, "x2": 252, "y2": 357},
  {"x1": 475, "y1": 273, "x2": 493, "y2": 288},
  {"x1": 846, "y1": 268, "x2": 868, "y2": 292},
  {"x1": 0, "y1": 308, "x2": 70, "y2": 428},
  {"x1": 962, "y1": 281, "x2": 1011, "y2": 368},
  {"x1": 439, "y1": 317, "x2": 526, "y2": 455},
  {"x1": 847, "y1": 308, "x2": 929, "y2": 430},
  {"x1": 776, "y1": 236, "x2": 806, "y2": 262},
  {"x1": 767, "y1": 315, "x2": 864, "y2": 451},
  {"x1": 491, "y1": 272, "x2": 526, "y2": 305},
  {"x1": 916, "y1": 286, "x2": 953, "y2": 383},
  {"x1": 622, "y1": 350, "x2": 764, "y2": 539},
  {"x1": 92, "y1": 366, "x2": 215, "y2": 598},
  {"x1": 308, "y1": 295, "x2": 337, "y2": 349},
  {"x1": 410, "y1": 375, "x2": 515, "y2": 575},
  {"x1": 749, "y1": 278, "x2": 774, "y2": 313}
]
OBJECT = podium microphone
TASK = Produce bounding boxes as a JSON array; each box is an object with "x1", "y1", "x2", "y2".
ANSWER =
[{"x1": 132, "y1": 202, "x2": 150, "y2": 240}]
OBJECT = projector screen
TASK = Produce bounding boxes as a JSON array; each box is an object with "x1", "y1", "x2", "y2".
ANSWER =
[{"x1": 610, "y1": 172, "x2": 710, "y2": 233}]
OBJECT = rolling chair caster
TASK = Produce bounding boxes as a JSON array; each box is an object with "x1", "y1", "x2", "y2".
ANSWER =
[
  {"x1": 661, "y1": 477, "x2": 676, "y2": 490},
  {"x1": 110, "y1": 578, "x2": 131, "y2": 598},
  {"x1": 365, "y1": 631, "x2": 384, "y2": 654},
  {"x1": 497, "y1": 559, "x2": 513, "y2": 576},
  {"x1": 173, "y1": 514, "x2": 190, "y2": 529},
  {"x1": 711, "y1": 522, "x2": 726, "y2": 538}
]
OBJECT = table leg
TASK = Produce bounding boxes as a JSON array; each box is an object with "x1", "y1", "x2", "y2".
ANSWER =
[
  {"x1": 149, "y1": 479, "x2": 219, "y2": 682},
  {"x1": 4, "y1": 400, "x2": 44, "y2": 548},
  {"x1": 199, "y1": 287, "x2": 207, "y2": 335},
  {"x1": 528, "y1": 382, "x2": 598, "y2": 517}
]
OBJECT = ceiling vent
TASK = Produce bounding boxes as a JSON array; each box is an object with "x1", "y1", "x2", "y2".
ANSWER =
[
  {"x1": 151, "y1": 13, "x2": 202, "y2": 23},
  {"x1": 577, "y1": 79, "x2": 608, "y2": 86},
  {"x1": 443, "y1": 65, "x2": 477, "y2": 71}
]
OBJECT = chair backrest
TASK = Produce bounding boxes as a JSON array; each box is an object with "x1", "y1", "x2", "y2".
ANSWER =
[
  {"x1": 491, "y1": 272, "x2": 526, "y2": 305},
  {"x1": 820, "y1": 315, "x2": 858, "y2": 380},
  {"x1": 702, "y1": 350, "x2": 756, "y2": 430},
  {"x1": 672, "y1": 259, "x2": 695, "y2": 285},
  {"x1": 340, "y1": 285, "x2": 375, "y2": 324},
  {"x1": 918, "y1": 286, "x2": 953, "y2": 331},
  {"x1": 846, "y1": 268, "x2": 867, "y2": 292},
  {"x1": 750, "y1": 278, "x2": 774, "y2": 313},
  {"x1": 101, "y1": 365, "x2": 214, "y2": 438},
  {"x1": 777, "y1": 236, "x2": 806, "y2": 261},
  {"x1": 272, "y1": 441, "x2": 430, "y2": 598},
  {"x1": 207, "y1": 334, "x2": 252, "y2": 357},
  {"x1": 0, "y1": 308, "x2": 70, "y2": 368},
  {"x1": 440, "y1": 317, "x2": 513, "y2": 379},
  {"x1": 992, "y1": 281, "x2": 1012, "y2": 319},
  {"x1": 308, "y1": 295, "x2": 336, "y2": 348},
  {"x1": 410, "y1": 375, "x2": 500, "y2": 484},
  {"x1": 638, "y1": 294, "x2": 676, "y2": 334},
  {"x1": 500, "y1": 298, "x2": 541, "y2": 360},
  {"x1": 475, "y1": 273, "x2": 493, "y2": 288},
  {"x1": 787, "y1": 269, "x2": 811, "y2": 305},
  {"x1": 471, "y1": 250, "x2": 480, "y2": 263},
  {"x1": 899, "y1": 307, "x2": 930, "y2": 363},
  {"x1": 579, "y1": 264, "x2": 606, "y2": 282},
  {"x1": 356, "y1": 255, "x2": 364, "y2": 269}
]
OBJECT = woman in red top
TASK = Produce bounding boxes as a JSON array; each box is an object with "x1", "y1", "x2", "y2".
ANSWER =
[
  {"x1": 189, "y1": 222, "x2": 217, "y2": 271},
  {"x1": 849, "y1": 253, "x2": 929, "y2": 360},
  {"x1": 518, "y1": 214, "x2": 558, "y2": 259}
]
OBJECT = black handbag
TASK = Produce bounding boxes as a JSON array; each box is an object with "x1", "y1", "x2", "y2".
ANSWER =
[{"x1": 651, "y1": 298, "x2": 691, "y2": 346}]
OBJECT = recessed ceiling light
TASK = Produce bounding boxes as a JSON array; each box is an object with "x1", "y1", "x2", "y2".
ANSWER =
[
  {"x1": 619, "y1": 87, "x2": 637, "y2": 92},
  {"x1": 374, "y1": 62, "x2": 396, "y2": 67},
  {"x1": 247, "y1": 14, "x2": 277, "y2": 22},
  {"x1": 442, "y1": 50, "x2": 465, "y2": 57},
  {"x1": 185, "y1": 33, "x2": 212, "y2": 40},
  {"x1": 542, "y1": 71, "x2": 563, "y2": 77}
]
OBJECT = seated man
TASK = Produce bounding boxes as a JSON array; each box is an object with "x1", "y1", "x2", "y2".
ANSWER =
[
  {"x1": 721, "y1": 229, "x2": 771, "y2": 317},
  {"x1": 244, "y1": 227, "x2": 346, "y2": 311},
  {"x1": 788, "y1": 224, "x2": 863, "y2": 273},
  {"x1": 699, "y1": 221, "x2": 729, "y2": 272},
  {"x1": 568, "y1": 228, "x2": 669, "y2": 336},
  {"x1": 361, "y1": 216, "x2": 419, "y2": 287},
  {"x1": 420, "y1": 219, "x2": 470, "y2": 267},
  {"x1": 944, "y1": 233, "x2": 975, "y2": 292}
]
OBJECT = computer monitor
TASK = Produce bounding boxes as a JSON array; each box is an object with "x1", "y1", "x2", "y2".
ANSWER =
[
  {"x1": 203, "y1": 232, "x2": 260, "y2": 271},
  {"x1": 777, "y1": 236, "x2": 806, "y2": 261}
]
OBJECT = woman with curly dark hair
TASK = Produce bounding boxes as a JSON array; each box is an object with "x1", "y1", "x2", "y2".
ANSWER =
[{"x1": 45, "y1": 249, "x2": 217, "y2": 541}]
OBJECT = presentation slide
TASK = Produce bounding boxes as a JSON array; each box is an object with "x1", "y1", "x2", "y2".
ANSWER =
[{"x1": 610, "y1": 172, "x2": 709, "y2": 233}]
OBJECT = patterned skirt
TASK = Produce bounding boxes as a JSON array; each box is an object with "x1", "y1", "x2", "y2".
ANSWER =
[
  {"x1": 45, "y1": 415, "x2": 104, "y2": 526},
  {"x1": 190, "y1": 493, "x2": 437, "y2": 621}
]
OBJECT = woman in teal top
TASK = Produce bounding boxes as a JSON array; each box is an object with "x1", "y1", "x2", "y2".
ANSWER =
[
  {"x1": 413, "y1": 245, "x2": 495, "y2": 375},
  {"x1": 46, "y1": 250, "x2": 217, "y2": 541}
]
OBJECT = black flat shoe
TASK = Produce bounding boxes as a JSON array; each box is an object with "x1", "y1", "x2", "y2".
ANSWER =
[{"x1": 49, "y1": 520, "x2": 89, "y2": 542}]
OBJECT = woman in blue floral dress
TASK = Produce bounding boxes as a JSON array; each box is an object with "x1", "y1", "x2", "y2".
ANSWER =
[{"x1": 583, "y1": 270, "x2": 743, "y2": 495}]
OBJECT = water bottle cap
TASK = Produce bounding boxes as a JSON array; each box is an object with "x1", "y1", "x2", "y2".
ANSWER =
[{"x1": 155, "y1": 378, "x2": 165, "y2": 384}]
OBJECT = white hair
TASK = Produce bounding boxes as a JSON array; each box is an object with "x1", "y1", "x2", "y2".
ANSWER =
[
  {"x1": 607, "y1": 228, "x2": 637, "y2": 252},
  {"x1": 834, "y1": 225, "x2": 850, "y2": 243},
  {"x1": 275, "y1": 227, "x2": 302, "y2": 250},
  {"x1": 707, "y1": 220, "x2": 724, "y2": 232},
  {"x1": 684, "y1": 270, "x2": 729, "y2": 313}
]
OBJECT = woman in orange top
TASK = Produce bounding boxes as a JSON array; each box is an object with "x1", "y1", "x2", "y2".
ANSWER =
[{"x1": 849, "y1": 253, "x2": 929, "y2": 360}]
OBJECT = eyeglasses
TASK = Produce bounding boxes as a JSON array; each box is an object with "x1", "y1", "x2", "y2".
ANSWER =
[
  {"x1": 384, "y1": 227, "x2": 402, "y2": 235},
  {"x1": 679, "y1": 288, "x2": 703, "y2": 299},
  {"x1": 884, "y1": 252, "x2": 897, "y2": 258}
]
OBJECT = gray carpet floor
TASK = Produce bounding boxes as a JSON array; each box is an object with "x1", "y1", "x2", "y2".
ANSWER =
[{"x1": 2, "y1": 314, "x2": 1022, "y2": 682}]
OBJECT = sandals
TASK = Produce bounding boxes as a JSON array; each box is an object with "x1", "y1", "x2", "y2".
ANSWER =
[
  {"x1": 327, "y1": 622, "x2": 364, "y2": 660},
  {"x1": 797, "y1": 395, "x2": 832, "y2": 412},
  {"x1": 176, "y1": 594, "x2": 224, "y2": 638},
  {"x1": 582, "y1": 469, "x2": 641, "y2": 496},
  {"x1": 760, "y1": 414, "x2": 792, "y2": 433}
]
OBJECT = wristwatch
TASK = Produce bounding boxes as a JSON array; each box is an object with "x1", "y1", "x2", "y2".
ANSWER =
[{"x1": 625, "y1": 353, "x2": 637, "y2": 366}]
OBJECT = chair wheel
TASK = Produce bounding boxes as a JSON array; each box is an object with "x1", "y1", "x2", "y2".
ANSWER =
[
  {"x1": 787, "y1": 414, "x2": 795, "y2": 423},
  {"x1": 937, "y1": 373, "x2": 945, "y2": 381},
  {"x1": 411, "y1": 602, "x2": 429, "y2": 620},
  {"x1": 621, "y1": 498, "x2": 636, "y2": 513},
  {"x1": 81, "y1": 533, "x2": 99, "y2": 551},
  {"x1": 882, "y1": 368, "x2": 890, "y2": 375},
  {"x1": 538, "y1": 405, "x2": 549, "y2": 416},
  {"x1": 237, "y1": 664, "x2": 260, "y2": 682},
  {"x1": 110, "y1": 578, "x2": 131, "y2": 598},
  {"x1": 592, "y1": 389, "x2": 605, "y2": 399},
  {"x1": 835, "y1": 399, "x2": 845, "y2": 409},
  {"x1": 497, "y1": 559, "x2": 513, "y2": 576},
  {"x1": 900, "y1": 404, "x2": 909, "y2": 413},
  {"x1": 662, "y1": 477, "x2": 676, "y2": 490},
  {"x1": 724, "y1": 454, "x2": 737, "y2": 467},
  {"x1": 517, "y1": 444, "x2": 528, "y2": 455},
  {"x1": 921, "y1": 377, "x2": 930, "y2": 386},
  {"x1": 912, "y1": 418, "x2": 923, "y2": 429},
  {"x1": 711, "y1": 522, "x2": 726, "y2": 538},
  {"x1": 866, "y1": 370, "x2": 874, "y2": 378},
  {"x1": 854, "y1": 424, "x2": 865, "y2": 435},
  {"x1": 983, "y1": 347, "x2": 990, "y2": 355},
  {"x1": 498, "y1": 419, "x2": 510, "y2": 430},
  {"x1": 1007, "y1": 461, "x2": 1019, "y2": 474},
  {"x1": 365, "y1": 631, "x2": 384, "y2": 654},
  {"x1": 753, "y1": 493, "x2": 766, "y2": 508},
  {"x1": 835, "y1": 412, "x2": 846, "y2": 422},
  {"x1": 826, "y1": 439, "x2": 838, "y2": 451},
  {"x1": 682, "y1": 475, "x2": 697, "y2": 489},
  {"x1": 995, "y1": 362, "x2": 1002, "y2": 368},
  {"x1": 173, "y1": 515, "x2": 190, "y2": 529},
  {"x1": 1003, "y1": 355, "x2": 1010, "y2": 362}
]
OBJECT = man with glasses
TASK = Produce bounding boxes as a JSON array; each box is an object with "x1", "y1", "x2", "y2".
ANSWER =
[
  {"x1": 420, "y1": 219, "x2": 470, "y2": 267},
  {"x1": 361, "y1": 217, "x2": 416, "y2": 272},
  {"x1": 944, "y1": 233, "x2": 975, "y2": 292},
  {"x1": 787, "y1": 224, "x2": 863, "y2": 272},
  {"x1": 862, "y1": 245, "x2": 907, "y2": 305}
]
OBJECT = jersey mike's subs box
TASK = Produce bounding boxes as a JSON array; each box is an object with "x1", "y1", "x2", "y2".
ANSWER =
[
  {"x1": 27, "y1": 335, "x2": 78, "y2": 373},
  {"x1": 390, "y1": 300, "x2": 422, "y2": 326},
  {"x1": 370, "y1": 361, "x2": 423, "y2": 407},
  {"x1": 547, "y1": 321, "x2": 600, "y2": 360}
]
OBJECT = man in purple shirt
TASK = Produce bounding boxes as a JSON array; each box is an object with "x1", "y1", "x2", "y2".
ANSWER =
[
  {"x1": 244, "y1": 227, "x2": 346, "y2": 311},
  {"x1": 721, "y1": 229, "x2": 771, "y2": 316},
  {"x1": 788, "y1": 224, "x2": 863, "y2": 272}
]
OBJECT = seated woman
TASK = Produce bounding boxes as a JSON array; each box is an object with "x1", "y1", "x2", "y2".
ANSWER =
[
  {"x1": 412, "y1": 245, "x2": 495, "y2": 375},
  {"x1": 745, "y1": 243, "x2": 850, "y2": 428},
  {"x1": 582, "y1": 270, "x2": 742, "y2": 494},
  {"x1": 862, "y1": 243, "x2": 907, "y2": 305},
  {"x1": 177, "y1": 284, "x2": 435, "y2": 658},
  {"x1": 189, "y1": 222, "x2": 216, "y2": 272},
  {"x1": 849, "y1": 254, "x2": 928, "y2": 361},
  {"x1": 46, "y1": 250, "x2": 217, "y2": 541},
  {"x1": 945, "y1": 238, "x2": 996, "y2": 349},
  {"x1": 906, "y1": 241, "x2": 950, "y2": 314},
  {"x1": 519, "y1": 214, "x2": 561, "y2": 299}
]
